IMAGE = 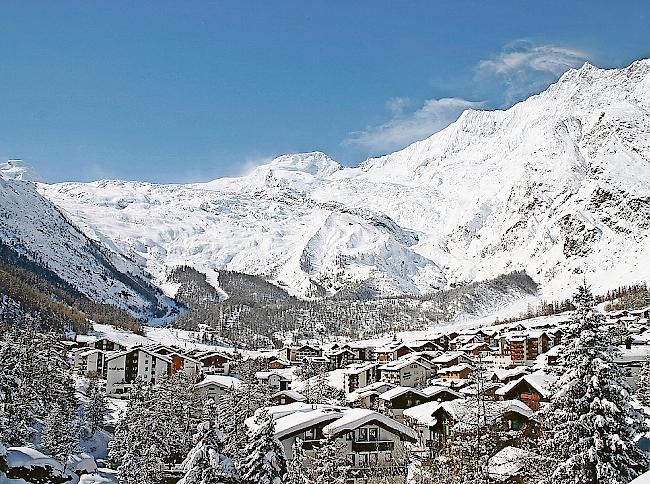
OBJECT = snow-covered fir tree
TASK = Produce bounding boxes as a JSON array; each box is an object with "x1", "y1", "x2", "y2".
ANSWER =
[
  {"x1": 304, "y1": 438, "x2": 349, "y2": 484},
  {"x1": 637, "y1": 355, "x2": 650, "y2": 407},
  {"x1": 542, "y1": 283, "x2": 649, "y2": 483},
  {"x1": 109, "y1": 378, "x2": 166, "y2": 483},
  {"x1": 41, "y1": 403, "x2": 80, "y2": 461},
  {"x1": 178, "y1": 399, "x2": 236, "y2": 484},
  {"x1": 86, "y1": 378, "x2": 107, "y2": 434},
  {"x1": 240, "y1": 408, "x2": 287, "y2": 484},
  {"x1": 285, "y1": 438, "x2": 307, "y2": 484},
  {"x1": 219, "y1": 380, "x2": 271, "y2": 460}
]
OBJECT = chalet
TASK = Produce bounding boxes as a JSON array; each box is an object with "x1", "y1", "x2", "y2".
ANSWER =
[
  {"x1": 374, "y1": 342, "x2": 413, "y2": 362},
  {"x1": 408, "y1": 340, "x2": 444, "y2": 353},
  {"x1": 194, "y1": 374, "x2": 243, "y2": 402},
  {"x1": 378, "y1": 386, "x2": 430, "y2": 420},
  {"x1": 271, "y1": 390, "x2": 307, "y2": 405},
  {"x1": 193, "y1": 350, "x2": 232, "y2": 375},
  {"x1": 255, "y1": 370, "x2": 292, "y2": 391},
  {"x1": 487, "y1": 367, "x2": 529, "y2": 385},
  {"x1": 346, "y1": 341, "x2": 376, "y2": 361},
  {"x1": 269, "y1": 358, "x2": 292, "y2": 370},
  {"x1": 278, "y1": 344, "x2": 323, "y2": 365},
  {"x1": 379, "y1": 359, "x2": 430, "y2": 387},
  {"x1": 494, "y1": 371, "x2": 557, "y2": 411},
  {"x1": 326, "y1": 348, "x2": 357, "y2": 369},
  {"x1": 420, "y1": 385, "x2": 464, "y2": 402},
  {"x1": 449, "y1": 334, "x2": 480, "y2": 351},
  {"x1": 343, "y1": 362, "x2": 379, "y2": 393},
  {"x1": 246, "y1": 404, "x2": 416, "y2": 483},
  {"x1": 437, "y1": 363, "x2": 472, "y2": 380},
  {"x1": 430, "y1": 351, "x2": 474, "y2": 370},
  {"x1": 347, "y1": 382, "x2": 396, "y2": 409},
  {"x1": 403, "y1": 399, "x2": 535, "y2": 453},
  {"x1": 424, "y1": 332, "x2": 452, "y2": 351},
  {"x1": 458, "y1": 342, "x2": 491, "y2": 356},
  {"x1": 77, "y1": 336, "x2": 127, "y2": 352}
]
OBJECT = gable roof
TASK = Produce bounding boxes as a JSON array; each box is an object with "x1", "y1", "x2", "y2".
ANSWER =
[
  {"x1": 378, "y1": 386, "x2": 426, "y2": 401},
  {"x1": 322, "y1": 408, "x2": 417, "y2": 441},
  {"x1": 494, "y1": 371, "x2": 557, "y2": 398}
]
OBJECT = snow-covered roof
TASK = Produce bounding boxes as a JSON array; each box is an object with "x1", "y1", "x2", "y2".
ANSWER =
[
  {"x1": 421, "y1": 385, "x2": 464, "y2": 399},
  {"x1": 378, "y1": 386, "x2": 426, "y2": 401},
  {"x1": 404, "y1": 399, "x2": 533, "y2": 428},
  {"x1": 431, "y1": 351, "x2": 466, "y2": 364},
  {"x1": 437, "y1": 363, "x2": 472, "y2": 374},
  {"x1": 341, "y1": 362, "x2": 378, "y2": 375},
  {"x1": 195, "y1": 374, "x2": 243, "y2": 390},
  {"x1": 403, "y1": 401, "x2": 443, "y2": 426},
  {"x1": 487, "y1": 446, "x2": 538, "y2": 482},
  {"x1": 105, "y1": 346, "x2": 172, "y2": 364},
  {"x1": 494, "y1": 371, "x2": 557, "y2": 398},
  {"x1": 379, "y1": 358, "x2": 430, "y2": 371},
  {"x1": 78, "y1": 348, "x2": 105, "y2": 357},
  {"x1": 322, "y1": 408, "x2": 417, "y2": 441},
  {"x1": 6, "y1": 446, "x2": 64, "y2": 473},
  {"x1": 255, "y1": 369, "x2": 294, "y2": 381},
  {"x1": 347, "y1": 382, "x2": 396, "y2": 402},
  {"x1": 272, "y1": 390, "x2": 307, "y2": 402}
]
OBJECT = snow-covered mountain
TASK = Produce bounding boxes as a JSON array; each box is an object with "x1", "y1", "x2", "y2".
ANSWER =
[
  {"x1": 36, "y1": 59, "x2": 650, "y2": 300},
  {"x1": 0, "y1": 176, "x2": 177, "y2": 319},
  {"x1": 0, "y1": 159, "x2": 44, "y2": 182}
]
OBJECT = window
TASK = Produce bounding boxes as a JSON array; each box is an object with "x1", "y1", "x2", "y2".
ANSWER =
[
  {"x1": 358, "y1": 428, "x2": 368, "y2": 441},
  {"x1": 385, "y1": 452, "x2": 392, "y2": 462},
  {"x1": 511, "y1": 419, "x2": 521, "y2": 431},
  {"x1": 305, "y1": 428, "x2": 316, "y2": 441},
  {"x1": 368, "y1": 428, "x2": 378, "y2": 441},
  {"x1": 359, "y1": 454, "x2": 369, "y2": 466},
  {"x1": 346, "y1": 454, "x2": 355, "y2": 466},
  {"x1": 346, "y1": 431, "x2": 353, "y2": 441},
  {"x1": 369, "y1": 453, "x2": 378, "y2": 465}
]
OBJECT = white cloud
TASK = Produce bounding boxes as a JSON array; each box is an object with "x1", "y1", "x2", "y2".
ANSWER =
[
  {"x1": 476, "y1": 40, "x2": 590, "y2": 104},
  {"x1": 345, "y1": 97, "x2": 482, "y2": 153},
  {"x1": 385, "y1": 96, "x2": 411, "y2": 115}
]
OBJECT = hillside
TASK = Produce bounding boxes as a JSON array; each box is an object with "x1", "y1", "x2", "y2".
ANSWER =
[{"x1": 0, "y1": 176, "x2": 178, "y2": 320}]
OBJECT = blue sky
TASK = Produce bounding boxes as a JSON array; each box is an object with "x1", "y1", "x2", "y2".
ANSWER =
[{"x1": 1, "y1": 1, "x2": 649, "y2": 183}]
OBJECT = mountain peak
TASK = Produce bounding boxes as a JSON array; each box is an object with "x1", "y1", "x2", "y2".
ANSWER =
[
  {"x1": 266, "y1": 151, "x2": 343, "y2": 178},
  {"x1": 0, "y1": 159, "x2": 45, "y2": 183}
]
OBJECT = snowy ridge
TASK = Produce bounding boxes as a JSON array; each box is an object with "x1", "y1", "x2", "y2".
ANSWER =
[
  {"x1": 0, "y1": 177, "x2": 176, "y2": 318},
  {"x1": 0, "y1": 159, "x2": 44, "y2": 182},
  {"x1": 36, "y1": 59, "x2": 650, "y2": 300}
]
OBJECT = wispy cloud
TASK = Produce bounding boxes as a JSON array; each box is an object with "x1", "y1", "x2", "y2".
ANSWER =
[
  {"x1": 345, "y1": 97, "x2": 483, "y2": 154},
  {"x1": 476, "y1": 40, "x2": 590, "y2": 105}
]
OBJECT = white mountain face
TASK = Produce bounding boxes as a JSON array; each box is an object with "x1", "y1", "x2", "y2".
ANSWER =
[
  {"x1": 0, "y1": 159, "x2": 44, "y2": 183},
  {"x1": 0, "y1": 176, "x2": 177, "y2": 318},
  {"x1": 36, "y1": 59, "x2": 650, "y2": 300}
]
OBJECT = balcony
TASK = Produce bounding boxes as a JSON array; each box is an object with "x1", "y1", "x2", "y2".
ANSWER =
[{"x1": 351, "y1": 440, "x2": 394, "y2": 452}]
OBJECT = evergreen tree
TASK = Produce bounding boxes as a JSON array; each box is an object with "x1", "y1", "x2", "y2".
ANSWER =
[
  {"x1": 542, "y1": 284, "x2": 649, "y2": 484},
  {"x1": 304, "y1": 438, "x2": 349, "y2": 484},
  {"x1": 41, "y1": 403, "x2": 79, "y2": 461},
  {"x1": 285, "y1": 438, "x2": 307, "y2": 484},
  {"x1": 86, "y1": 378, "x2": 107, "y2": 434},
  {"x1": 240, "y1": 408, "x2": 287, "y2": 484},
  {"x1": 637, "y1": 355, "x2": 650, "y2": 407},
  {"x1": 178, "y1": 400, "x2": 236, "y2": 484}
]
